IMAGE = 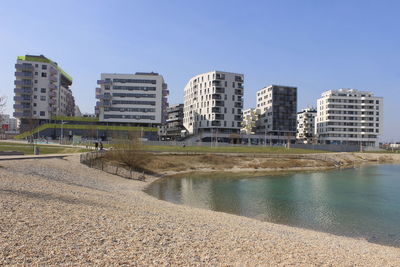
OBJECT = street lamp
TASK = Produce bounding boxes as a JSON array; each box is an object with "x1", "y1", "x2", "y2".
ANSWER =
[{"x1": 60, "y1": 120, "x2": 68, "y2": 144}]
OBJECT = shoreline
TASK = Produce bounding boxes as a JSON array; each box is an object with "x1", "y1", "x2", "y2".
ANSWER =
[{"x1": 1, "y1": 154, "x2": 400, "y2": 265}]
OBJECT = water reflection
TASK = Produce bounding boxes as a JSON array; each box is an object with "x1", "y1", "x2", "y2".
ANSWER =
[{"x1": 145, "y1": 165, "x2": 400, "y2": 247}]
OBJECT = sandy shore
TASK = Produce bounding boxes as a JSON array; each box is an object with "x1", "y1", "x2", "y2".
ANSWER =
[{"x1": 1, "y1": 155, "x2": 400, "y2": 266}]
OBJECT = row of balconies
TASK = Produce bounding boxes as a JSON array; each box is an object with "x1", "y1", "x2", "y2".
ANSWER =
[
  {"x1": 14, "y1": 96, "x2": 31, "y2": 102},
  {"x1": 13, "y1": 111, "x2": 32, "y2": 118},
  {"x1": 13, "y1": 104, "x2": 30, "y2": 110},
  {"x1": 97, "y1": 79, "x2": 112, "y2": 85},
  {"x1": 15, "y1": 72, "x2": 33, "y2": 78}
]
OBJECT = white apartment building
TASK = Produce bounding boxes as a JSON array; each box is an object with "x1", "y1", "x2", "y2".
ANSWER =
[
  {"x1": 241, "y1": 108, "x2": 258, "y2": 134},
  {"x1": 96, "y1": 72, "x2": 168, "y2": 126},
  {"x1": 255, "y1": 85, "x2": 297, "y2": 142},
  {"x1": 14, "y1": 55, "x2": 75, "y2": 120},
  {"x1": 297, "y1": 108, "x2": 317, "y2": 144},
  {"x1": 183, "y1": 71, "x2": 244, "y2": 136},
  {"x1": 316, "y1": 89, "x2": 383, "y2": 147}
]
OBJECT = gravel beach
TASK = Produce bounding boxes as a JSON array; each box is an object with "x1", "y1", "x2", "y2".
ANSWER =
[{"x1": 1, "y1": 155, "x2": 399, "y2": 266}]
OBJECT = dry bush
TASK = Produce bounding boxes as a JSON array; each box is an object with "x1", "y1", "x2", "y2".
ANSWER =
[{"x1": 105, "y1": 132, "x2": 152, "y2": 173}]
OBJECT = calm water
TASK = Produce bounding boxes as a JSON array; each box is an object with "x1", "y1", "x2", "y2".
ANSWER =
[{"x1": 145, "y1": 164, "x2": 400, "y2": 247}]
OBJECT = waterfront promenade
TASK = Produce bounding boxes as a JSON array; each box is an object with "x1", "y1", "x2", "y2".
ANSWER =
[{"x1": 1, "y1": 155, "x2": 399, "y2": 266}]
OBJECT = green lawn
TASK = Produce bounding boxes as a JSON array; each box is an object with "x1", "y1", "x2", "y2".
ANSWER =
[
  {"x1": 0, "y1": 142, "x2": 90, "y2": 155},
  {"x1": 140, "y1": 145, "x2": 328, "y2": 154}
]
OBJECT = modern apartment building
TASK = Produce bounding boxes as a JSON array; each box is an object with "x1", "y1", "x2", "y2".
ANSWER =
[
  {"x1": 164, "y1": 104, "x2": 185, "y2": 139},
  {"x1": 296, "y1": 107, "x2": 317, "y2": 144},
  {"x1": 316, "y1": 89, "x2": 383, "y2": 147},
  {"x1": 14, "y1": 55, "x2": 75, "y2": 120},
  {"x1": 183, "y1": 71, "x2": 244, "y2": 136},
  {"x1": 255, "y1": 85, "x2": 297, "y2": 142},
  {"x1": 241, "y1": 108, "x2": 258, "y2": 135},
  {"x1": 96, "y1": 72, "x2": 169, "y2": 126}
]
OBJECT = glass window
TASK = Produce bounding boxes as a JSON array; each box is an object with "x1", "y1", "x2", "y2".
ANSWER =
[
  {"x1": 42, "y1": 65, "x2": 47, "y2": 70},
  {"x1": 41, "y1": 72, "x2": 47, "y2": 77},
  {"x1": 40, "y1": 88, "x2": 46, "y2": 93}
]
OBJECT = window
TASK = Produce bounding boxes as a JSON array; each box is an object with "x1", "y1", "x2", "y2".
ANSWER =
[
  {"x1": 40, "y1": 111, "x2": 45, "y2": 116},
  {"x1": 41, "y1": 72, "x2": 47, "y2": 77},
  {"x1": 40, "y1": 96, "x2": 46, "y2": 101},
  {"x1": 34, "y1": 95, "x2": 37, "y2": 99},
  {"x1": 33, "y1": 103, "x2": 37, "y2": 107},
  {"x1": 40, "y1": 88, "x2": 46, "y2": 93},
  {"x1": 42, "y1": 65, "x2": 47, "y2": 70},
  {"x1": 33, "y1": 111, "x2": 37, "y2": 115},
  {"x1": 34, "y1": 88, "x2": 38, "y2": 91},
  {"x1": 35, "y1": 72, "x2": 38, "y2": 75},
  {"x1": 34, "y1": 80, "x2": 38, "y2": 84},
  {"x1": 35, "y1": 64, "x2": 38, "y2": 67}
]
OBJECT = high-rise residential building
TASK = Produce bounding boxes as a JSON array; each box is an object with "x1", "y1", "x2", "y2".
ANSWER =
[
  {"x1": 241, "y1": 108, "x2": 258, "y2": 135},
  {"x1": 13, "y1": 55, "x2": 74, "y2": 120},
  {"x1": 183, "y1": 71, "x2": 244, "y2": 136},
  {"x1": 255, "y1": 85, "x2": 297, "y2": 141},
  {"x1": 316, "y1": 89, "x2": 383, "y2": 147},
  {"x1": 164, "y1": 104, "x2": 185, "y2": 139},
  {"x1": 96, "y1": 72, "x2": 169, "y2": 126},
  {"x1": 296, "y1": 107, "x2": 317, "y2": 144}
]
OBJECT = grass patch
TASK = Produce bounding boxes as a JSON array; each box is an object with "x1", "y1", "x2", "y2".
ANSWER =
[{"x1": 0, "y1": 142, "x2": 90, "y2": 155}]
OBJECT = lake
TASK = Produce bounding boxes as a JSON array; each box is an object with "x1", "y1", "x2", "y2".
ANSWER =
[{"x1": 145, "y1": 164, "x2": 400, "y2": 247}]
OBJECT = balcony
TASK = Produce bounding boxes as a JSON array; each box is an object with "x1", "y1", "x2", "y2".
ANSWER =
[
  {"x1": 234, "y1": 102, "x2": 243, "y2": 108},
  {"x1": 49, "y1": 99, "x2": 56, "y2": 105},
  {"x1": 211, "y1": 120, "x2": 221, "y2": 126},
  {"x1": 49, "y1": 91, "x2": 56, "y2": 98},
  {"x1": 15, "y1": 72, "x2": 33, "y2": 78},
  {"x1": 49, "y1": 66, "x2": 57, "y2": 75},
  {"x1": 50, "y1": 75, "x2": 58, "y2": 82},
  {"x1": 97, "y1": 79, "x2": 112, "y2": 85},
  {"x1": 48, "y1": 83, "x2": 57, "y2": 90},
  {"x1": 96, "y1": 94, "x2": 112, "y2": 100},
  {"x1": 215, "y1": 74, "x2": 225, "y2": 80},
  {"x1": 163, "y1": 89, "x2": 169, "y2": 96},
  {"x1": 14, "y1": 88, "x2": 32, "y2": 94},
  {"x1": 13, "y1": 111, "x2": 31, "y2": 118},
  {"x1": 212, "y1": 80, "x2": 222, "y2": 86},
  {"x1": 212, "y1": 94, "x2": 222, "y2": 100},
  {"x1": 15, "y1": 63, "x2": 33, "y2": 71},
  {"x1": 215, "y1": 114, "x2": 224, "y2": 120},
  {"x1": 13, "y1": 104, "x2": 26, "y2": 110},
  {"x1": 212, "y1": 107, "x2": 221, "y2": 113},
  {"x1": 14, "y1": 96, "x2": 31, "y2": 102},
  {"x1": 234, "y1": 115, "x2": 242, "y2": 121},
  {"x1": 14, "y1": 80, "x2": 33, "y2": 86},
  {"x1": 214, "y1": 87, "x2": 225, "y2": 94},
  {"x1": 235, "y1": 76, "x2": 243, "y2": 82},
  {"x1": 96, "y1": 87, "x2": 102, "y2": 95},
  {"x1": 215, "y1": 101, "x2": 224, "y2": 107},
  {"x1": 96, "y1": 101, "x2": 111, "y2": 107},
  {"x1": 235, "y1": 89, "x2": 243, "y2": 95}
]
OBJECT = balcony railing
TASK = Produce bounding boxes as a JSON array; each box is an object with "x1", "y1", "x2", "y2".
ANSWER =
[
  {"x1": 215, "y1": 114, "x2": 224, "y2": 120},
  {"x1": 15, "y1": 72, "x2": 33, "y2": 78},
  {"x1": 212, "y1": 94, "x2": 222, "y2": 100},
  {"x1": 235, "y1": 89, "x2": 243, "y2": 95},
  {"x1": 49, "y1": 84, "x2": 57, "y2": 90},
  {"x1": 97, "y1": 79, "x2": 112, "y2": 85},
  {"x1": 14, "y1": 88, "x2": 32, "y2": 94},
  {"x1": 13, "y1": 111, "x2": 31, "y2": 118},
  {"x1": 211, "y1": 120, "x2": 221, "y2": 126},
  {"x1": 234, "y1": 115, "x2": 242, "y2": 121},
  {"x1": 212, "y1": 107, "x2": 221, "y2": 113},
  {"x1": 214, "y1": 87, "x2": 225, "y2": 94},
  {"x1": 14, "y1": 80, "x2": 33, "y2": 86},
  {"x1": 50, "y1": 75, "x2": 58, "y2": 82},
  {"x1": 15, "y1": 64, "x2": 34, "y2": 71},
  {"x1": 215, "y1": 101, "x2": 224, "y2": 107},
  {"x1": 234, "y1": 102, "x2": 243, "y2": 108},
  {"x1": 49, "y1": 91, "x2": 56, "y2": 98},
  {"x1": 212, "y1": 80, "x2": 222, "y2": 86},
  {"x1": 14, "y1": 96, "x2": 31, "y2": 102}
]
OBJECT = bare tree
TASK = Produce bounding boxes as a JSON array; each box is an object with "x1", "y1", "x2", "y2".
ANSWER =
[{"x1": 0, "y1": 96, "x2": 6, "y2": 124}]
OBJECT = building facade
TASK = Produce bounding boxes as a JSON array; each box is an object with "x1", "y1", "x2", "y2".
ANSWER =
[
  {"x1": 316, "y1": 89, "x2": 383, "y2": 147},
  {"x1": 164, "y1": 104, "x2": 185, "y2": 139},
  {"x1": 296, "y1": 108, "x2": 317, "y2": 144},
  {"x1": 14, "y1": 55, "x2": 74, "y2": 120},
  {"x1": 241, "y1": 108, "x2": 258, "y2": 135},
  {"x1": 96, "y1": 72, "x2": 169, "y2": 126},
  {"x1": 183, "y1": 71, "x2": 244, "y2": 136},
  {"x1": 255, "y1": 85, "x2": 297, "y2": 142}
]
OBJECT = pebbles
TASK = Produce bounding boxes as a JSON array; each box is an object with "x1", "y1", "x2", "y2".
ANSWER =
[{"x1": 0, "y1": 155, "x2": 399, "y2": 266}]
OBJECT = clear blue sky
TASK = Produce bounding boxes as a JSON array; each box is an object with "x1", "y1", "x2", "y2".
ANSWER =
[{"x1": 1, "y1": 0, "x2": 399, "y2": 141}]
